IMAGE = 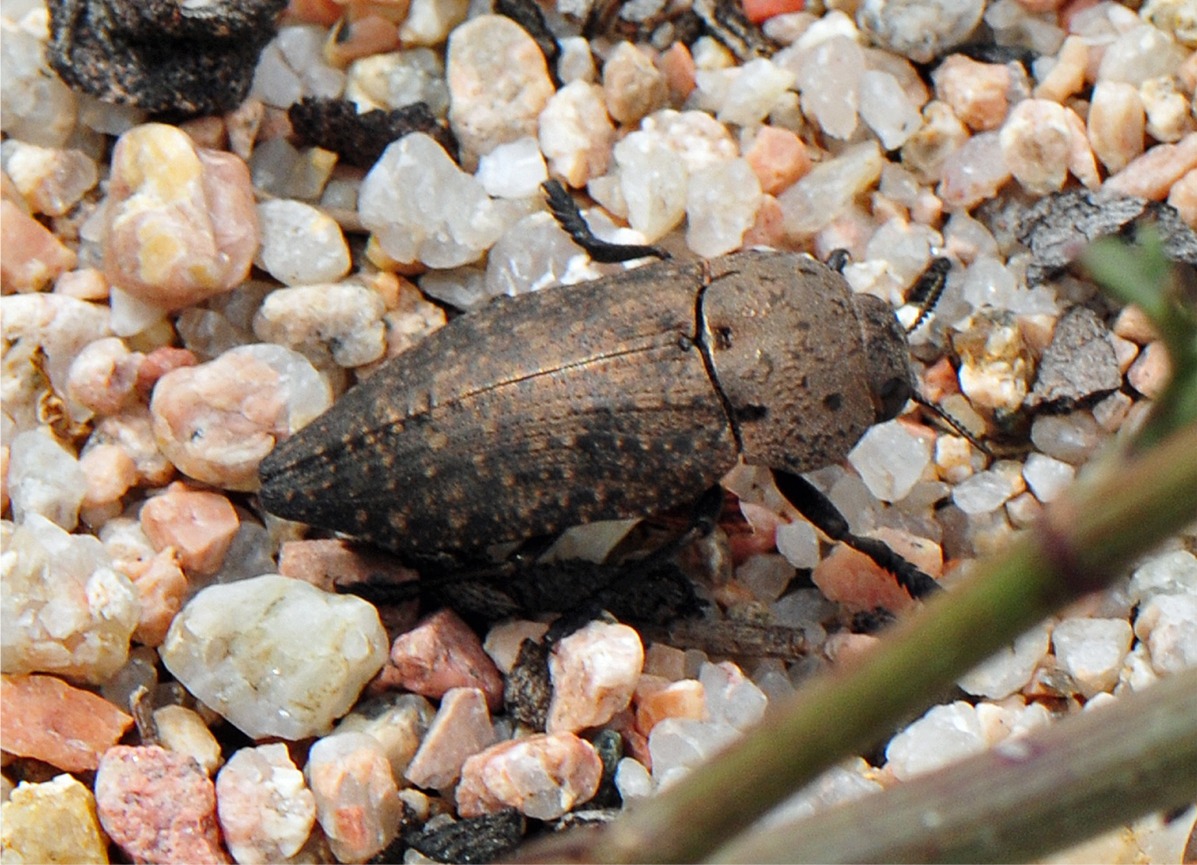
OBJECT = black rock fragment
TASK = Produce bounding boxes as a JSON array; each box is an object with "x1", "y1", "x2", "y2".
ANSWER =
[
  {"x1": 47, "y1": 0, "x2": 285, "y2": 116},
  {"x1": 403, "y1": 809, "x2": 526, "y2": 864},
  {"x1": 1025, "y1": 306, "x2": 1122, "y2": 412},
  {"x1": 1018, "y1": 190, "x2": 1197, "y2": 284},
  {"x1": 288, "y1": 97, "x2": 459, "y2": 168},
  {"x1": 504, "y1": 638, "x2": 552, "y2": 731}
]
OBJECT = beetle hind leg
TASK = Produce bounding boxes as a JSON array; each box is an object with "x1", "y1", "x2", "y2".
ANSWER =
[{"x1": 771, "y1": 469, "x2": 942, "y2": 599}]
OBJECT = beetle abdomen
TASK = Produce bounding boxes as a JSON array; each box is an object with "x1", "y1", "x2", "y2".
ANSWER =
[{"x1": 259, "y1": 260, "x2": 739, "y2": 555}]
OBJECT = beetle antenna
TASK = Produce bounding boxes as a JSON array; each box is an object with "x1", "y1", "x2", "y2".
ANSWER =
[
  {"x1": 541, "y1": 180, "x2": 670, "y2": 263},
  {"x1": 912, "y1": 391, "x2": 993, "y2": 457},
  {"x1": 906, "y1": 257, "x2": 952, "y2": 334}
]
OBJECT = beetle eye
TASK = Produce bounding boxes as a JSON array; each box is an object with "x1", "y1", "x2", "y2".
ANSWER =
[{"x1": 877, "y1": 377, "x2": 912, "y2": 421}]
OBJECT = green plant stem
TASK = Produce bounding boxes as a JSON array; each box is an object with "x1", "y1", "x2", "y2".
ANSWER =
[
  {"x1": 711, "y1": 666, "x2": 1197, "y2": 863},
  {"x1": 517, "y1": 422, "x2": 1197, "y2": 864}
]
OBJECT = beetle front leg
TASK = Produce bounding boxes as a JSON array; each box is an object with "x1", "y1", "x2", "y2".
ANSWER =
[
  {"x1": 771, "y1": 469, "x2": 942, "y2": 599},
  {"x1": 542, "y1": 179, "x2": 669, "y2": 263}
]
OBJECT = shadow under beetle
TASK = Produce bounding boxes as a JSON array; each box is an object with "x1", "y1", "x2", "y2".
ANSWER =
[{"x1": 259, "y1": 184, "x2": 941, "y2": 599}]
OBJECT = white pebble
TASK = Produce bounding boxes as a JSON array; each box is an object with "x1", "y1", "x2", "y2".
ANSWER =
[
  {"x1": 885, "y1": 701, "x2": 987, "y2": 780},
  {"x1": 7, "y1": 430, "x2": 85, "y2": 530},
  {"x1": 613, "y1": 131, "x2": 688, "y2": 242},
  {"x1": 161, "y1": 575, "x2": 389, "y2": 739},
  {"x1": 700, "y1": 661, "x2": 767, "y2": 730},
  {"x1": 547, "y1": 620, "x2": 644, "y2": 734},
  {"x1": 538, "y1": 81, "x2": 615, "y2": 188},
  {"x1": 614, "y1": 757, "x2": 654, "y2": 801},
  {"x1": 250, "y1": 26, "x2": 345, "y2": 109},
  {"x1": 475, "y1": 137, "x2": 547, "y2": 199},
  {"x1": 736, "y1": 554, "x2": 796, "y2": 602},
  {"x1": 1029, "y1": 412, "x2": 1101, "y2": 464},
  {"x1": 1022, "y1": 453, "x2": 1075, "y2": 503},
  {"x1": 648, "y1": 717, "x2": 739, "y2": 784},
  {"x1": 1097, "y1": 23, "x2": 1187, "y2": 86},
  {"x1": 1129, "y1": 550, "x2": 1197, "y2": 605},
  {"x1": 685, "y1": 159, "x2": 761, "y2": 257},
  {"x1": 216, "y1": 743, "x2": 316, "y2": 865},
  {"x1": 776, "y1": 520, "x2": 822, "y2": 570},
  {"x1": 1134, "y1": 594, "x2": 1197, "y2": 674},
  {"x1": 718, "y1": 58, "x2": 796, "y2": 127},
  {"x1": 848, "y1": 419, "x2": 931, "y2": 503},
  {"x1": 359, "y1": 133, "x2": 513, "y2": 268},
  {"x1": 859, "y1": 70, "x2": 922, "y2": 150},
  {"x1": 778, "y1": 141, "x2": 884, "y2": 237},
  {"x1": 253, "y1": 283, "x2": 387, "y2": 368},
  {"x1": 795, "y1": 36, "x2": 863, "y2": 139},
  {"x1": 255, "y1": 200, "x2": 350, "y2": 287},
  {"x1": 1, "y1": 513, "x2": 138, "y2": 683},
  {"x1": 1051, "y1": 617, "x2": 1134, "y2": 697},
  {"x1": 958, "y1": 621, "x2": 1051, "y2": 699},
  {"x1": 953, "y1": 468, "x2": 1018, "y2": 515}
]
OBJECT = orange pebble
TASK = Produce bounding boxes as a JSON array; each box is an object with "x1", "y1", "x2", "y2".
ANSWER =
[{"x1": 741, "y1": 0, "x2": 804, "y2": 25}]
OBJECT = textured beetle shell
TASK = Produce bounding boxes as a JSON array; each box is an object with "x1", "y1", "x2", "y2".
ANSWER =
[{"x1": 259, "y1": 251, "x2": 905, "y2": 557}]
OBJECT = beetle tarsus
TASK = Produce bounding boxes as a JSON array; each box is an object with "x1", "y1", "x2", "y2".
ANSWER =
[
  {"x1": 542, "y1": 179, "x2": 670, "y2": 263},
  {"x1": 772, "y1": 469, "x2": 943, "y2": 599}
]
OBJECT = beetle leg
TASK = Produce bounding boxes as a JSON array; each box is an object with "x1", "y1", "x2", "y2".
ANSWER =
[
  {"x1": 541, "y1": 179, "x2": 670, "y2": 263},
  {"x1": 771, "y1": 469, "x2": 942, "y2": 599}
]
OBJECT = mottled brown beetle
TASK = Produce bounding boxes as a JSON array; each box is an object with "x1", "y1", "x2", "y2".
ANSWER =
[{"x1": 258, "y1": 233, "x2": 936, "y2": 594}]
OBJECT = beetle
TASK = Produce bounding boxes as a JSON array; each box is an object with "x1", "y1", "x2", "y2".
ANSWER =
[{"x1": 257, "y1": 245, "x2": 936, "y2": 580}]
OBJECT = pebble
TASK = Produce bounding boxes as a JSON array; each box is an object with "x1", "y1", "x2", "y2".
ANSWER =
[
  {"x1": 716, "y1": 58, "x2": 798, "y2": 128},
  {"x1": 648, "y1": 717, "x2": 740, "y2": 786},
  {"x1": 161, "y1": 574, "x2": 389, "y2": 739},
  {"x1": 446, "y1": 15, "x2": 554, "y2": 167},
  {"x1": 306, "y1": 731, "x2": 402, "y2": 863},
  {"x1": 253, "y1": 282, "x2": 387, "y2": 369},
  {"x1": 538, "y1": 81, "x2": 615, "y2": 188},
  {"x1": 0, "y1": 199, "x2": 78, "y2": 292},
  {"x1": 634, "y1": 676, "x2": 708, "y2": 736},
  {"x1": 0, "y1": 22, "x2": 79, "y2": 147},
  {"x1": 744, "y1": 125, "x2": 811, "y2": 196},
  {"x1": 1134, "y1": 594, "x2": 1197, "y2": 674},
  {"x1": 66, "y1": 337, "x2": 143, "y2": 419},
  {"x1": 1105, "y1": 132, "x2": 1197, "y2": 199},
  {"x1": 216, "y1": 743, "x2": 316, "y2": 865},
  {"x1": 337, "y1": 693, "x2": 436, "y2": 784},
  {"x1": 251, "y1": 25, "x2": 345, "y2": 109},
  {"x1": 102, "y1": 124, "x2": 258, "y2": 311},
  {"x1": 456, "y1": 733, "x2": 602, "y2": 820},
  {"x1": 150, "y1": 343, "x2": 332, "y2": 491},
  {"x1": 885, "y1": 700, "x2": 988, "y2": 780},
  {"x1": 255, "y1": 199, "x2": 351, "y2": 286},
  {"x1": 847, "y1": 419, "x2": 932, "y2": 502},
  {"x1": 153, "y1": 704, "x2": 223, "y2": 776},
  {"x1": 1022, "y1": 453, "x2": 1076, "y2": 503},
  {"x1": 736, "y1": 553, "x2": 798, "y2": 602},
  {"x1": 1098, "y1": 23, "x2": 1187, "y2": 86},
  {"x1": 1033, "y1": 36, "x2": 1089, "y2": 102},
  {"x1": 699, "y1": 661, "x2": 769, "y2": 731},
  {"x1": 792, "y1": 36, "x2": 864, "y2": 140},
  {"x1": 958, "y1": 620, "x2": 1052, "y2": 698},
  {"x1": 1029, "y1": 412, "x2": 1102, "y2": 464},
  {"x1": 932, "y1": 54, "x2": 1010, "y2": 132},
  {"x1": 780, "y1": 141, "x2": 885, "y2": 238},
  {"x1": 2, "y1": 514, "x2": 139, "y2": 683},
  {"x1": 1000, "y1": 98, "x2": 1079, "y2": 195},
  {"x1": 813, "y1": 529, "x2": 941, "y2": 612},
  {"x1": 685, "y1": 159, "x2": 761, "y2": 257},
  {"x1": 404, "y1": 687, "x2": 496, "y2": 792},
  {"x1": 95, "y1": 745, "x2": 228, "y2": 864},
  {"x1": 1127, "y1": 340, "x2": 1171, "y2": 399},
  {"x1": 603, "y1": 41, "x2": 669, "y2": 126},
  {"x1": 1129, "y1": 550, "x2": 1197, "y2": 605},
  {"x1": 139, "y1": 481, "x2": 239, "y2": 578},
  {"x1": 856, "y1": 0, "x2": 986, "y2": 64},
  {"x1": 476, "y1": 137, "x2": 548, "y2": 199},
  {"x1": 359, "y1": 132, "x2": 512, "y2": 268},
  {"x1": 0, "y1": 774, "x2": 109, "y2": 865},
  {"x1": 7, "y1": 429, "x2": 86, "y2": 530},
  {"x1": 1026, "y1": 306, "x2": 1121, "y2": 410},
  {"x1": 859, "y1": 68, "x2": 923, "y2": 150},
  {"x1": 388, "y1": 608, "x2": 505, "y2": 711},
  {"x1": 614, "y1": 756, "x2": 655, "y2": 802},
  {"x1": 1140, "y1": 76, "x2": 1193, "y2": 142},
  {"x1": 1088, "y1": 81, "x2": 1146, "y2": 174},
  {"x1": 611, "y1": 130, "x2": 688, "y2": 241},
  {"x1": 900, "y1": 100, "x2": 971, "y2": 184},
  {"x1": 2, "y1": 140, "x2": 98, "y2": 216},
  {"x1": 0, "y1": 674, "x2": 132, "y2": 772},
  {"x1": 400, "y1": 0, "x2": 470, "y2": 47},
  {"x1": 1051, "y1": 617, "x2": 1135, "y2": 696},
  {"x1": 547, "y1": 620, "x2": 644, "y2": 734}
]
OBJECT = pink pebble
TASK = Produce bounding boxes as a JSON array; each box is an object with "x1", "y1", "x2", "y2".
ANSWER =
[
  {"x1": 96, "y1": 745, "x2": 229, "y2": 864},
  {"x1": 135, "y1": 347, "x2": 198, "y2": 401},
  {"x1": 0, "y1": 674, "x2": 132, "y2": 772},
  {"x1": 0, "y1": 199, "x2": 77, "y2": 292},
  {"x1": 547, "y1": 620, "x2": 644, "y2": 735},
  {"x1": 813, "y1": 529, "x2": 942, "y2": 613},
  {"x1": 139, "y1": 481, "x2": 240, "y2": 578},
  {"x1": 745, "y1": 126, "x2": 812, "y2": 196},
  {"x1": 404, "y1": 687, "x2": 497, "y2": 792},
  {"x1": 634, "y1": 675, "x2": 707, "y2": 736},
  {"x1": 1104, "y1": 133, "x2": 1197, "y2": 200},
  {"x1": 127, "y1": 547, "x2": 189, "y2": 647},
  {"x1": 389, "y1": 609, "x2": 504, "y2": 711},
  {"x1": 933, "y1": 54, "x2": 1011, "y2": 132},
  {"x1": 456, "y1": 733, "x2": 602, "y2": 821}
]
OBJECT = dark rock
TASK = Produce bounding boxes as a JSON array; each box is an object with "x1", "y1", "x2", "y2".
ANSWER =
[
  {"x1": 288, "y1": 98, "x2": 458, "y2": 168},
  {"x1": 1025, "y1": 306, "x2": 1122, "y2": 412},
  {"x1": 403, "y1": 809, "x2": 525, "y2": 863},
  {"x1": 47, "y1": 0, "x2": 285, "y2": 116}
]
